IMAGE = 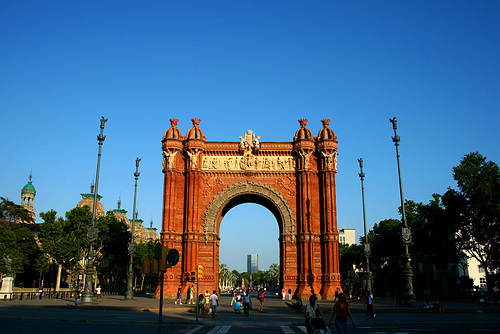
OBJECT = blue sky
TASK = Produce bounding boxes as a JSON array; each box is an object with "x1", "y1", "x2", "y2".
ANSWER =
[{"x1": 1, "y1": 1, "x2": 499, "y2": 273}]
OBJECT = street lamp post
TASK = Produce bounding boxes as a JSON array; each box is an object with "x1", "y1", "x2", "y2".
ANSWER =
[
  {"x1": 357, "y1": 158, "x2": 372, "y2": 296},
  {"x1": 82, "y1": 116, "x2": 107, "y2": 303},
  {"x1": 125, "y1": 157, "x2": 141, "y2": 300},
  {"x1": 389, "y1": 117, "x2": 416, "y2": 306}
]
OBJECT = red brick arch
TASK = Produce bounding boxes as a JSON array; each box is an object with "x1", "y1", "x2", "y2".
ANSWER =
[{"x1": 156, "y1": 118, "x2": 341, "y2": 300}]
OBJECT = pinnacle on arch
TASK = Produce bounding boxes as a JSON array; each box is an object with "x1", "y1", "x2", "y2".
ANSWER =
[
  {"x1": 294, "y1": 118, "x2": 313, "y2": 141},
  {"x1": 317, "y1": 119, "x2": 337, "y2": 141},
  {"x1": 185, "y1": 118, "x2": 206, "y2": 140},
  {"x1": 163, "y1": 118, "x2": 183, "y2": 140}
]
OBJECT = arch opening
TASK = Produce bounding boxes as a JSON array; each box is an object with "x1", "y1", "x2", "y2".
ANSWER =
[{"x1": 219, "y1": 202, "x2": 280, "y2": 276}]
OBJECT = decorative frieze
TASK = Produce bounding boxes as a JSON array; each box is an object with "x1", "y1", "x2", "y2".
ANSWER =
[{"x1": 201, "y1": 154, "x2": 296, "y2": 171}]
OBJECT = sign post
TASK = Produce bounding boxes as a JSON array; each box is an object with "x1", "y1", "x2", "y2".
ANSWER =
[{"x1": 145, "y1": 243, "x2": 179, "y2": 334}]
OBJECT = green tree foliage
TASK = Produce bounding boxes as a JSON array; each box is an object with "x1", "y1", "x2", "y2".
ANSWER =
[
  {"x1": 443, "y1": 152, "x2": 500, "y2": 291},
  {"x1": 133, "y1": 240, "x2": 157, "y2": 292},
  {"x1": 39, "y1": 207, "x2": 90, "y2": 290},
  {"x1": 95, "y1": 211, "x2": 131, "y2": 292},
  {"x1": 339, "y1": 243, "x2": 364, "y2": 291},
  {"x1": 368, "y1": 218, "x2": 403, "y2": 296},
  {"x1": 0, "y1": 196, "x2": 34, "y2": 226},
  {"x1": 39, "y1": 207, "x2": 89, "y2": 270},
  {"x1": 405, "y1": 196, "x2": 462, "y2": 297},
  {"x1": 0, "y1": 197, "x2": 44, "y2": 285}
]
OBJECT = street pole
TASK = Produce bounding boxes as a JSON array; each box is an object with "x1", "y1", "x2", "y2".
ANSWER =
[
  {"x1": 389, "y1": 117, "x2": 416, "y2": 306},
  {"x1": 357, "y1": 158, "x2": 372, "y2": 296},
  {"x1": 82, "y1": 116, "x2": 107, "y2": 303},
  {"x1": 125, "y1": 157, "x2": 141, "y2": 300}
]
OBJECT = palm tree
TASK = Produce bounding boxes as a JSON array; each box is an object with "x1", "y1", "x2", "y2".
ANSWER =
[{"x1": 219, "y1": 263, "x2": 231, "y2": 290}]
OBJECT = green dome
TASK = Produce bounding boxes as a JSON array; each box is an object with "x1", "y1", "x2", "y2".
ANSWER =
[{"x1": 22, "y1": 181, "x2": 36, "y2": 196}]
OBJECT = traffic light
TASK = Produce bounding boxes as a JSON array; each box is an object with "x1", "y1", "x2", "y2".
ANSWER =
[
  {"x1": 190, "y1": 271, "x2": 196, "y2": 282},
  {"x1": 197, "y1": 265, "x2": 204, "y2": 280},
  {"x1": 184, "y1": 272, "x2": 190, "y2": 282}
]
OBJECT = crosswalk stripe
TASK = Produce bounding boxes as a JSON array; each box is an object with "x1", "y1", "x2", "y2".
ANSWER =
[
  {"x1": 184, "y1": 325, "x2": 204, "y2": 333},
  {"x1": 297, "y1": 325, "x2": 307, "y2": 333},
  {"x1": 280, "y1": 325, "x2": 296, "y2": 333},
  {"x1": 206, "y1": 325, "x2": 232, "y2": 334}
]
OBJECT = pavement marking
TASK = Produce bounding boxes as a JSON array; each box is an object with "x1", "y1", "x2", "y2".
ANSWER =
[
  {"x1": 184, "y1": 325, "x2": 204, "y2": 333},
  {"x1": 206, "y1": 325, "x2": 231, "y2": 334},
  {"x1": 297, "y1": 325, "x2": 307, "y2": 333},
  {"x1": 280, "y1": 325, "x2": 296, "y2": 333}
]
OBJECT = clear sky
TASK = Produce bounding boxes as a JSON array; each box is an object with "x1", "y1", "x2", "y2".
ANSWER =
[{"x1": 1, "y1": 1, "x2": 499, "y2": 273}]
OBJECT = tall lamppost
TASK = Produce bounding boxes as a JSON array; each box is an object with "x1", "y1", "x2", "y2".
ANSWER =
[
  {"x1": 389, "y1": 117, "x2": 416, "y2": 306},
  {"x1": 125, "y1": 157, "x2": 141, "y2": 300},
  {"x1": 82, "y1": 116, "x2": 107, "y2": 303},
  {"x1": 357, "y1": 158, "x2": 372, "y2": 295}
]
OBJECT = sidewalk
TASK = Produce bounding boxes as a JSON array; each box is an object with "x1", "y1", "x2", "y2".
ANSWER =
[{"x1": 1, "y1": 292, "x2": 499, "y2": 326}]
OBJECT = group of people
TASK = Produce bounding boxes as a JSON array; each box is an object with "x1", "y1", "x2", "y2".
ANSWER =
[
  {"x1": 281, "y1": 287, "x2": 293, "y2": 300},
  {"x1": 177, "y1": 287, "x2": 219, "y2": 317},
  {"x1": 304, "y1": 289, "x2": 376, "y2": 334},
  {"x1": 230, "y1": 287, "x2": 265, "y2": 315}
]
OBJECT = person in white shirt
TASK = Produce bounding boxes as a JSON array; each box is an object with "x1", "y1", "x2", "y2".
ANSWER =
[{"x1": 209, "y1": 291, "x2": 219, "y2": 318}]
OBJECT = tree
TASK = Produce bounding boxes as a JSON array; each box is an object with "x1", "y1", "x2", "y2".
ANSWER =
[
  {"x1": 339, "y1": 243, "x2": 364, "y2": 292},
  {"x1": 0, "y1": 197, "x2": 34, "y2": 227},
  {"x1": 219, "y1": 263, "x2": 232, "y2": 290},
  {"x1": 39, "y1": 207, "x2": 90, "y2": 291},
  {"x1": 368, "y1": 218, "x2": 403, "y2": 297},
  {"x1": 133, "y1": 240, "x2": 157, "y2": 292},
  {"x1": 443, "y1": 152, "x2": 500, "y2": 291},
  {"x1": 95, "y1": 211, "x2": 131, "y2": 293},
  {"x1": 0, "y1": 197, "x2": 44, "y2": 286}
]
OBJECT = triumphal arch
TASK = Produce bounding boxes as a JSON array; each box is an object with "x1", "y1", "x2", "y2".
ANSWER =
[{"x1": 157, "y1": 118, "x2": 341, "y2": 300}]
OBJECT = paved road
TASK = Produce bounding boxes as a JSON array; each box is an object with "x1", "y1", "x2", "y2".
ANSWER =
[
  {"x1": 2, "y1": 318, "x2": 500, "y2": 334},
  {"x1": 1, "y1": 292, "x2": 500, "y2": 333}
]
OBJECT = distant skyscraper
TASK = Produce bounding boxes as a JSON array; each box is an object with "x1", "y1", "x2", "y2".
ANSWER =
[{"x1": 247, "y1": 254, "x2": 258, "y2": 273}]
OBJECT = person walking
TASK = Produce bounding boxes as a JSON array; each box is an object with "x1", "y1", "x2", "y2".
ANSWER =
[
  {"x1": 175, "y1": 287, "x2": 182, "y2": 304},
  {"x1": 257, "y1": 289, "x2": 265, "y2": 312},
  {"x1": 209, "y1": 290, "x2": 219, "y2": 318},
  {"x1": 288, "y1": 288, "x2": 292, "y2": 300},
  {"x1": 204, "y1": 290, "x2": 211, "y2": 316},
  {"x1": 188, "y1": 285, "x2": 195, "y2": 304},
  {"x1": 367, "y1": 289, "x2": 376, "y2": 318},
  {"x1": 282, "y1": 288, "x2": 286, "y2": 300},
  {"x1": 96, "y1": 285, "x2": 102, "y2": 301},
  {"x1": 304, "y1": 294, "x2": 329, "y2": 334},
  {"x1": 243, "y1": 291, "x2": 251, "y2": 316},
  {"x1": 230, "y1": 288, "x2": 236, "y2": 306},
  {"x1": 328, "y1": 293, "x2": 355, "y2": 334}
]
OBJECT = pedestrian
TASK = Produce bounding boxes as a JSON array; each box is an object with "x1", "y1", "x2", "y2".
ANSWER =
[
  {"x1": 230, "y1": 288, "x2": 235, "y2": 306},
  {"x1": 175, "y1": 287, "x2": 182, "y2": 304},
  {"x1": 210, "y1": 290, "x2": 219, "y2": 318},
  {"x1": 367, "y1": 289, "x2": 376, "y2": 318},
  {"x1": 73, "y1": 290, "x2": 80, "y2": 310},
  {"x1": 328, "y1": 293, "x2": 355, "y2": 334},
  {"x1": 188, "y1": 285, "x2": 195, "y2": 304},
  {"x1": 288, "y1": 288, "x2": 292, "y2": 300},
  {"x1": 38, "y1": 282, "x2": 44, "y2": 299},
  {"x1": 96, "y1": 284, "x2": 102, "y2": 301},
  {"x1": 204, "y1": 290, "x2": 211, "y2": 316},
  {"x1": 198, "y1": 294, "x2": 205, "y2": 317},
  {"x1": 282, "y1": 287, "x2": 286, "y2": 300},
  {"x1": 258, "y1": 289, "x2": 265, "y2": 312},
  {"x1": 304, "y1": 294, "x2": 329, "y2": 334},
  {"x1": 243, "y1": 291, "x2": 251, "y2": 316}
]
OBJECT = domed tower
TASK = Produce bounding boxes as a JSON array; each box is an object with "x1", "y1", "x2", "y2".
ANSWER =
[
  {"x1": 77, "y1": 181, "x2": 105, "y2": 218},
  {"x1": 21, "y1": 173, "x2": 36, "y2": 223}
]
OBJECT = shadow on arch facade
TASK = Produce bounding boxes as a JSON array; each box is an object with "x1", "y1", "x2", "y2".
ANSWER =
[{"x1": 156, "y1": 118, "x2": 341, "y2": 300}]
